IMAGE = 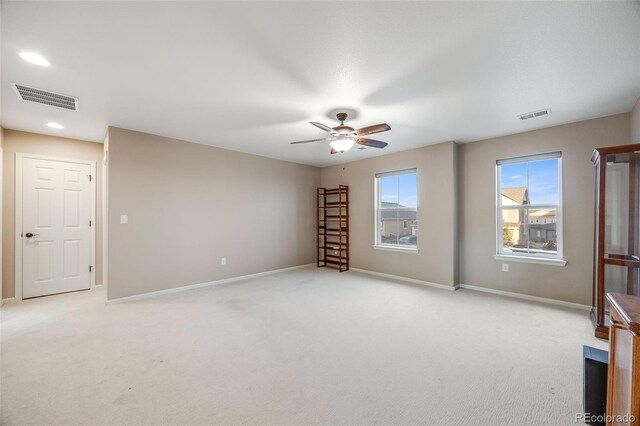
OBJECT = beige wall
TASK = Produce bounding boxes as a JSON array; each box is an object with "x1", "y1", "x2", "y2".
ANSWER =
[
  {"x1": 107, "y1": 127, "x2": 320, "y2": 300},
  {"x1": 320, "y1": 141, "x2": 459, "y2": 287},
  {"x1": 459, "y1": 113, "x2": 630, "y2": 305},
  {"x1": 631, "y1": 95, "x2": 640, "y2": 143},
  {"x1": 2, "y1": 129, "x2": 104, "y2": 299},
  {"x1": 4, "y1": 111, "x2": 630, "y2": 302}
]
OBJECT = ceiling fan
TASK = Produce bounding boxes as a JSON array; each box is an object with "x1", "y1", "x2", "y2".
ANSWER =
[{"x1": 290, "y1": 113, "x2": 390, "y2": 154}]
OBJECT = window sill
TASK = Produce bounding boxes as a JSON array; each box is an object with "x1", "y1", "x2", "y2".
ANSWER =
[
  {"x1": 373, "y1": 245, "x2": 419, "y2": 254},
  {"x1": 493, "y1": 254, "x2": 567, "y2": 267}
]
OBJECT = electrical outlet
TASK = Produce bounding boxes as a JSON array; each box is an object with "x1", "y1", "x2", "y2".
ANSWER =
[
  {"x1": 120, "y1": 215, "x2": 128, "y2": 224},
  {"x1": 221, "y1": 257, "x2": 226, "y2": 266},
  {"x1": 502, "y1": 263, "x2": 509, "y2": 272}
]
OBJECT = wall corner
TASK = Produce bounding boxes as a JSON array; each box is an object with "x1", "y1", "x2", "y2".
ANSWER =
[{"x1": 631, "y1": 95, "x2": 640, "y2": 144}]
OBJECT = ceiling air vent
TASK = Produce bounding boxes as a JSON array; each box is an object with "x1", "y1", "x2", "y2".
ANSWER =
[
  {"x1": 11, "y1": 83, "x2": 79, "y2": 111},
  {"x1": 518, "y1": 108, "x2": 551, "y2": 121}
]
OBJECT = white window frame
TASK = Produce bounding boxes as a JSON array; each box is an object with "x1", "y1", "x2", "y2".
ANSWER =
[
  {"x1": 495, "y1": 152, "x2": 565, "y2": 266},
  {"x1": 374, "y1": 169, "x2": 418, "y2": 252}
]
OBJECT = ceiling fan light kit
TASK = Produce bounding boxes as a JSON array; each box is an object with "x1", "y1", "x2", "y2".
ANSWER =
[
  {"x1": 290, "y1": 112, "x2": 391, "y2": 154},
  {"x1": 330, "y1": 136, "x2": 355, "y2": 153}
]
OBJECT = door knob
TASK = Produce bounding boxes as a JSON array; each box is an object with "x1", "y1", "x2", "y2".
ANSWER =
[{"x1": 25, "y1": 232, "x2": 40, "y2": 238}]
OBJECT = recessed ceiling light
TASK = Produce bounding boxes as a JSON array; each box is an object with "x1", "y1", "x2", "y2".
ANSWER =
[
  {"x1": 19, "y1": 51, "x2": 50, "y2": 67},
  {"x1": 46, "y1": 122, "x2": 64, "y2": 129}
]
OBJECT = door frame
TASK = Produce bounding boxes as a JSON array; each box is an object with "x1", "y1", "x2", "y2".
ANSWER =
[{"x1": 14, "y1": 153, "x2": 97, "y2": 301}]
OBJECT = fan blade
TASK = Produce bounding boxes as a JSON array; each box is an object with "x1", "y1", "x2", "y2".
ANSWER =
[
  {"x1": 310, "y1": 122, "x2": 338, "y2": 135},
  {"x1": 356, "y1": 123, "x2": 391, "y2": 136},
  {"x1": 290, "y1": 138, "x2": 330, "y2": 145},
  {"x1": 330, "y1": 148, "x2": 338, "y2": 154},
  {"x1": 357, "y1": 138, "x2": 388, "y2": 149}
]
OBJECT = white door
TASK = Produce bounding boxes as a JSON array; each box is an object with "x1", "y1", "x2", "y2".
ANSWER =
[{"x1": 21, "y1": 157, "x2": 93, "y2": 298}]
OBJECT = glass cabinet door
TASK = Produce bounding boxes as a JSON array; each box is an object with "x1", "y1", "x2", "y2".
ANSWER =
[
  {"x1": 603, "y1": 264, "x2": 639, "y2": 326},
  {"x1": 592, "y1": 147, "x2": 640, "y2": 338}
]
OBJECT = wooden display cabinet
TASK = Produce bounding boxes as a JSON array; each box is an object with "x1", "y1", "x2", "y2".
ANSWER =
[
  {"x1": 605, "y1": 293, "x2": 640, "y2": 425},
  {"x1": 591, "y1": 144, "x2": 640, "y2": 339}
]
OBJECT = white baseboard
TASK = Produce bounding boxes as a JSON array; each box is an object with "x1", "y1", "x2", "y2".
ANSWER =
[
  {"x1": 1, "y1": 297, "x2": 16, "y2": 307},
  {"x1": 458, "y1": 283, "x2": 591, "y2": 311},
  {"x1": 106, "y1": 263, "x2": 315, "y2": 305},
  {"x1": 347, "y1": 269, "x2": 589, "y2": 311},
  {"x1": 350, "y1": 268, "x2": 457, "y2": 291}
]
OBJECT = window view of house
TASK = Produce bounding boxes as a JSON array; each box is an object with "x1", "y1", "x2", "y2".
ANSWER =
[
  {"x1": 375, "y1": 170, "x2": 418, "y2": 248},
  {"x1": 497, "y1": 153, "x2": 561, "y2": 258}
]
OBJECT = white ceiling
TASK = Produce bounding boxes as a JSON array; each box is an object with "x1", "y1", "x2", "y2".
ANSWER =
[{"x1": 2, "y1": 1, "x2": 639, "y2": 167}]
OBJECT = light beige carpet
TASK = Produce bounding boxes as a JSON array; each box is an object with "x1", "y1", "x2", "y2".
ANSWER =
[{"x1": 1, "y1": 267, "x2": 606, "y2": 425}]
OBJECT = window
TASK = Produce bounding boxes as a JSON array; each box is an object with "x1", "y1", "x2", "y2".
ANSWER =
[
  {"x1": 497, "y1": 152, "x2": 562, "y2": 260},
  {"x1": 375, "y1": 169, "x2": 418, "y2": 249}
]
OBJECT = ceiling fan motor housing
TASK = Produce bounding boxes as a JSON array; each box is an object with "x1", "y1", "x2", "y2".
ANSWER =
[
  {"x1": 334, "y1": 125, "x2": 356, "y2": 135},
  {"x1": 334, "y1": 113, "x2": 357, "y2": 135}
]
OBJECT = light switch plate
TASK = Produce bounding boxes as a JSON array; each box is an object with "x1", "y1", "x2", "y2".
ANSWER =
[{"x1": 120, "y1": 215, "x2": 128, "y2": 224}]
